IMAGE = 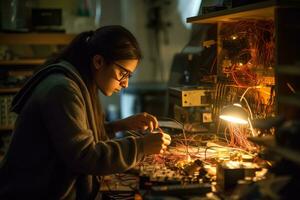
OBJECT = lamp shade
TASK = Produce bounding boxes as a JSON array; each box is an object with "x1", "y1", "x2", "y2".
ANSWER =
[{"x1": 219, "y1": 103, "x2": 249, "y2": 124}]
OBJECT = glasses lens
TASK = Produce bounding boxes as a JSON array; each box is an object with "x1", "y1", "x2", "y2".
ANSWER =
[
  {"x1": 120, "y1": 72, "x2": 131, "y2": 82},
  {"x1": 114, "y1": 62, "x2": 132, "y2": 81}
]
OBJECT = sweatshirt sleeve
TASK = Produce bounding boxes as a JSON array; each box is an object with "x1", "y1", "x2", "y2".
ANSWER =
[
  {"x1": 103, "y1": 122, "x2": 116, "y2": 138},
  {"x1": 40, "y1": 78, "x2": 145, "y2": 175}
]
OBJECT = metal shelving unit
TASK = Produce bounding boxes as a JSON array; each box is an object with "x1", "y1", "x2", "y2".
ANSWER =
[{"x1": 0, "y1": 32, "x2": 76, "y2": 132}]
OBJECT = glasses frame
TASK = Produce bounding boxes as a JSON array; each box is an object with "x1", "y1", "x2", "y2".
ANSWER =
[{"x1": 113, "y1": 62, "x2": 132, "y2": 82}]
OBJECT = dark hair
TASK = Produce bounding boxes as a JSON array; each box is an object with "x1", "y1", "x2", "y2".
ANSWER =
[
  {"x1": 46, "y1": 25, "x2": 142, "y2": 139},
  {"x1": 47, "y1": 25, "x2": 142, "y2": 79}
]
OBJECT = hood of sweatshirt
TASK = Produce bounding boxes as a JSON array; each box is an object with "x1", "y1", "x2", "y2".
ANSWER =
[
  {"x1": 11, "y1": 60, "x2": 85, "y2": 114},
  {"x1": 11, "y1": 60, "x2": 101, "y2": 142}
]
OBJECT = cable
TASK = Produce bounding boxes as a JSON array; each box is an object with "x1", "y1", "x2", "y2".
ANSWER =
[{"x1": 157, "y1": 116, "x2": 189, "y2": 157}]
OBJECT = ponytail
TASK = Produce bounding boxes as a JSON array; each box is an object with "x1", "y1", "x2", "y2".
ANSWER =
[{"x1": 43, "y1": 25, "x2": 142, "y2": 140}]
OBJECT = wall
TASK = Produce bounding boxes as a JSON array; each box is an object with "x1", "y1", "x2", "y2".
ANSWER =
[
  {"x1": 33, "y1": 0, "x2": 192, "y2": 82},
  {"x1": 121, "y1": 0, "x2": 191, "y2": 83},
  {"x1": 103, "y1": 0, "x2": 192, "y2": 119},
  {"x1": 33, "y1": 0, "x2": 193, "y2": 119}
]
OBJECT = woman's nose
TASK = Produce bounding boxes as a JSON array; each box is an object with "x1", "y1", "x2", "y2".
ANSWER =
[{"x1": 120, "y1": 79, "x2": 129, "y2": 88}]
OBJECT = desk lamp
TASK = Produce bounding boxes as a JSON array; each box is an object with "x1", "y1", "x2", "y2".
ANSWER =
[{"x1": 219, "y1": 87, "x2": 258, "y2": 136}]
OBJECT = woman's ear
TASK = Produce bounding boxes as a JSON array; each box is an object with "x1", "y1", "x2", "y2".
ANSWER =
[{"x1": 93, "y1": 54, "x2": 104, "y2": 70}]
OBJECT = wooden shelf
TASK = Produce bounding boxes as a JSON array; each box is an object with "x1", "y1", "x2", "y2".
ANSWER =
[
  {"x1": 0, "y1": 126, "x2": 13, "y2": 131},
  {"x1": 0, "y1": 33, "x2": 76, "y2": 45},
  {"x1": 0, "y1": 33, "x2": 76, "y2": 133},
  {"x1": 0, "y1": 88, "x2": 20, "y2": 93},
  {"x1": 187, "y1": 0, "x2": 299, "y2": 23},
  {"x1": 0, "y1": 59, "x2": 45, "y2": 66},
  {"x1": 277, "y1": 65, "x2": 300, "y2": 76},
  {"x1": 249, "y1": 135, "x2": 300, "y2": 166},
  {"x1": 278, "y1": 94, "x2": 300, "y2": 107}
]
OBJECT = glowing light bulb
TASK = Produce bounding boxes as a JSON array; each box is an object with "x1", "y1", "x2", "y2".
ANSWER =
[{"x1": 231, "y1": 35, "x2": 238, "y2": 40}]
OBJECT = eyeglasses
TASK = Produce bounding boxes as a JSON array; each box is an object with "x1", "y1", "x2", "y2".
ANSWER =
[{"x1": 113, "y1": 62, "x2": 133, "y2": 82}]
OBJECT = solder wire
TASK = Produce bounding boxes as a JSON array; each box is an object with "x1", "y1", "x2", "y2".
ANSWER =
[{"x1": 157, "y1": 116, "x2": 189, "y2": 157}]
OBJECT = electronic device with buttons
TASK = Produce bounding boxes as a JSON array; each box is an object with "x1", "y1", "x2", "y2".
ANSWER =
[{"x1": 168, "y1": 86, "x2": 215, "y2": 132}]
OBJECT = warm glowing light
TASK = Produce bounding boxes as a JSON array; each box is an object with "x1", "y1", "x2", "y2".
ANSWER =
[
  {"x1": 187, "y1": 154, "x2": 192, "y2": 162},
  {"x1": 219, "y1": 103, "x2": 249, "y2": 125},
  {"x1": 219, "y1": 115, "x2": 248, "y2": 124},
  {"x1": 231, "y1": 35, "x2": 237, "y2": 40}
]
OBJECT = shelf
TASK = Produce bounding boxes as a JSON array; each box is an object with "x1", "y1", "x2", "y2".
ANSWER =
[
  {"x1": 278, "y1": 94, "x2": 300, "y2": 107},
  {"x1": 0, "y1": 88, "x2": 20, "y2": 93},
  {"x1": 187, "y1": 0, "x2": 299, "y2": 23},
  {"x1": 0, "y1": 33, "x2": 76, "y2": 45},
  {"x1": 0, "y1": 59, "x2": 45, "y2": 66},
  {"x1": 0, "y1": 126, "x2": 13, "y2": 131},
  {"x1": 277, "y1": 65, "x2": 300, "y2": 76},
  {"x1": 249, "y1": 135, "x2": 300, "y2": 166}
]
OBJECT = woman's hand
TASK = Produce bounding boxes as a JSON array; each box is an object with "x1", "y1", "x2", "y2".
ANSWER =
[
  {"x1": 120, "y1": 112, "x2": 159, "y2": 132},
  {"x1": 142, "y1": 129, "x2": 171, "y2": 155}
]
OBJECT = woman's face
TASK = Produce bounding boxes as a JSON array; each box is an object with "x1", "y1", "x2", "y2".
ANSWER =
[{"x1": 92, "y1": 55, "x2": 138, "y2": 96}]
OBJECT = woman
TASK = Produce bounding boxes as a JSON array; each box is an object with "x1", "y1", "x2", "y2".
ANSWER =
[{"x1": 0, "y1": 25, "x2": 171, "y2": 199}]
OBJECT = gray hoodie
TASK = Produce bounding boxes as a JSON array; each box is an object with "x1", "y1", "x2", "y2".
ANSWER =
[{"x1": 0, "y1": 61, "x2": 144, "y2": 200}]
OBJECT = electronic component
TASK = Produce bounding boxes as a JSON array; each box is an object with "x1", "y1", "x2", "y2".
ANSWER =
[
  {"x1": 216, "y1": 161, "x2": 260, "y2": 191},
  {"x1": 138, "y1": 165, "x2": 182, "y2": 190},
  {"x1": 169, "y1": 87, "x2": 213, "y2": 107},
  {"x1": 150, "y1": 183, "x2": 211, "y2": 196},
  {"x1": 168, "y1": 86, "x2": 214, "y2": 129},
  {"x1": 182, "y1": 159, "x2": 203, "y2": 176}
]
